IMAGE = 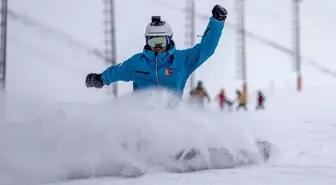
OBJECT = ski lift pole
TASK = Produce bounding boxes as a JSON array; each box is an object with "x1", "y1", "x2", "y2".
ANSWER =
[
  {"x1": 293, "y1": 0, "x2": 302, "y2": 92},
  {"x1": 185, "y1": 0, "x2": 196, "y2": 90},
  {"x1": 0, "y1": 0, "x2": 8, "y2": 91},
  {"x1": 103, "y1": 0, "x2": 118, "y2": 97},
  {"x1": 236, "y1": 0, "x2": 247, "y2": 99}
]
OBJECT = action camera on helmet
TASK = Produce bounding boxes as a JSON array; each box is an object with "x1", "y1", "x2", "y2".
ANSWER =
[{"x1": 151, "y1": 16, "x2": 163, "y2": 26}]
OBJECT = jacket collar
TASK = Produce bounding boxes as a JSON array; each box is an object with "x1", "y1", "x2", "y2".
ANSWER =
[{"x1": 142, "y1": 41, "x2": 176, "y2": 66}]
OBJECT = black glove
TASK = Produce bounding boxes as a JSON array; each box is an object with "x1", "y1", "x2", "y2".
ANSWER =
[
  {"x1": 85, "y1": 73, "x2": 104, "y2": 88},
  {"x1": 212, "y1": 5, "x2": 227, "y2": 21}
]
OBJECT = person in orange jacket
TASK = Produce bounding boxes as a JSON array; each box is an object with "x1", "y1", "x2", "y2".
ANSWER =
[
  {"x1": 190, "y1": 81, "x2": 211, "y2": 108},
  {"x1": 236, "y1": 90, "x2": 247, "y2": 111}
]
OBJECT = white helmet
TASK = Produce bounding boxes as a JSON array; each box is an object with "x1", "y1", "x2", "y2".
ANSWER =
[{"x1": 145, "y1": 16, "x2": 173, "y2": 37}]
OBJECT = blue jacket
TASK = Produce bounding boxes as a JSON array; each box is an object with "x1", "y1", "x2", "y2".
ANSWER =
[{"x1": 102, "y1": 17, "x2": 224, "y2": 96}]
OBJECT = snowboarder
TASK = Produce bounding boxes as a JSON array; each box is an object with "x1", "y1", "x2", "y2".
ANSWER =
[
  {"x1": 236, "y1": 90, "x2": 248, "y2": 111},
  {"x1": 85, "y1": 5, "x2": 227, "y2": 97},
  {"x1": 256, "y1": 90, "x2": 265, "y2": 110},
  {"x1": 189, "y1": 80, "x2": 211, "y2": 108}
]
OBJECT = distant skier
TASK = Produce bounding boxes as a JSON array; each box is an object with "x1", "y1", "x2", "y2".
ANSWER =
[
  {"x1": 236, "y1": 90, "x2": 248, "y2": 111},
  {"x1": 256, "y1": 90, "x2": 265, "y2": 110},
  {"x1": 216, "y1": 89, "x2": 226, "y2": 110},
  {"x1": 85, "y1": 5, "x2": 227, "y2": 97},
  {"x1": 189, "y1": 81, "x2": 211, "y2": 107},
  {"x1": 215, "y1": 88, "x2": 232, "y2": 111}
]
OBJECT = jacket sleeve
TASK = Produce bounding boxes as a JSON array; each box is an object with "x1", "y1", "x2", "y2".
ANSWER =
[
  {"x1": 183, "y1": 17, "x2": 225, "y2": 75},
  {"x1": 101, "y1": 58, "x2": 133, "y2": 85}
]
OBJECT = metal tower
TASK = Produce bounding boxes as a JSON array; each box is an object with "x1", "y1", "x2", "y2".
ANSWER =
[
  {"x1": 103, "y1": 0, "x2": 118, "y2": 96},
  {"x1": 185, "y1": 0, "x2": 196, "y2": 90},
  {"x1": 0, "y1": 0, "x2": 8, "y2": 90},
  {"x1": 236, "y1": 0, "x2": 247, "y2": 98},
  {"x1": 293, "y1": 0, "x2": 302, "y2": 92}
]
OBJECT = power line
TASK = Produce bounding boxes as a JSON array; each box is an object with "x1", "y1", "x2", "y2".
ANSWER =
[{"x1": 7, "y1": 9, "x2": 107, "y2": 62}]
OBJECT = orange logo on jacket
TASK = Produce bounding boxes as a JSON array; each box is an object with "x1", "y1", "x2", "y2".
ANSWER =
[{"x1": 165, "y1": 68, "x2": 173, "y2": 76}]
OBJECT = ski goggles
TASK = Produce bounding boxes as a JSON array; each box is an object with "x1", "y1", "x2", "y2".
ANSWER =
[{"x1": 146, "y1": 36, "x2": 170, "y2": 48}]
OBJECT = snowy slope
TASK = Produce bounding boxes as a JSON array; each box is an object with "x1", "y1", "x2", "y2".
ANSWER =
[{"x1": 2, "y1": 86, "x2": 336, "y2": 185}]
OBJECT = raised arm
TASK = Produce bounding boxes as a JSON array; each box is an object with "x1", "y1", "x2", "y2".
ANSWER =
[{"x1": 184, "y1": 5, "x2": 227, "y2": 75}]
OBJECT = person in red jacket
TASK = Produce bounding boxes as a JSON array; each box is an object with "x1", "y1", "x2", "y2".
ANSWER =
[
  {"x1": 256, "y1": 90, "x2": 265, "y2": 110},
  {"x1": 216, "y1": 89, "x2": 226, "y2": 110},
  {"x1": 216, "y1": 88, "x2": 233, "y2": 111}
]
